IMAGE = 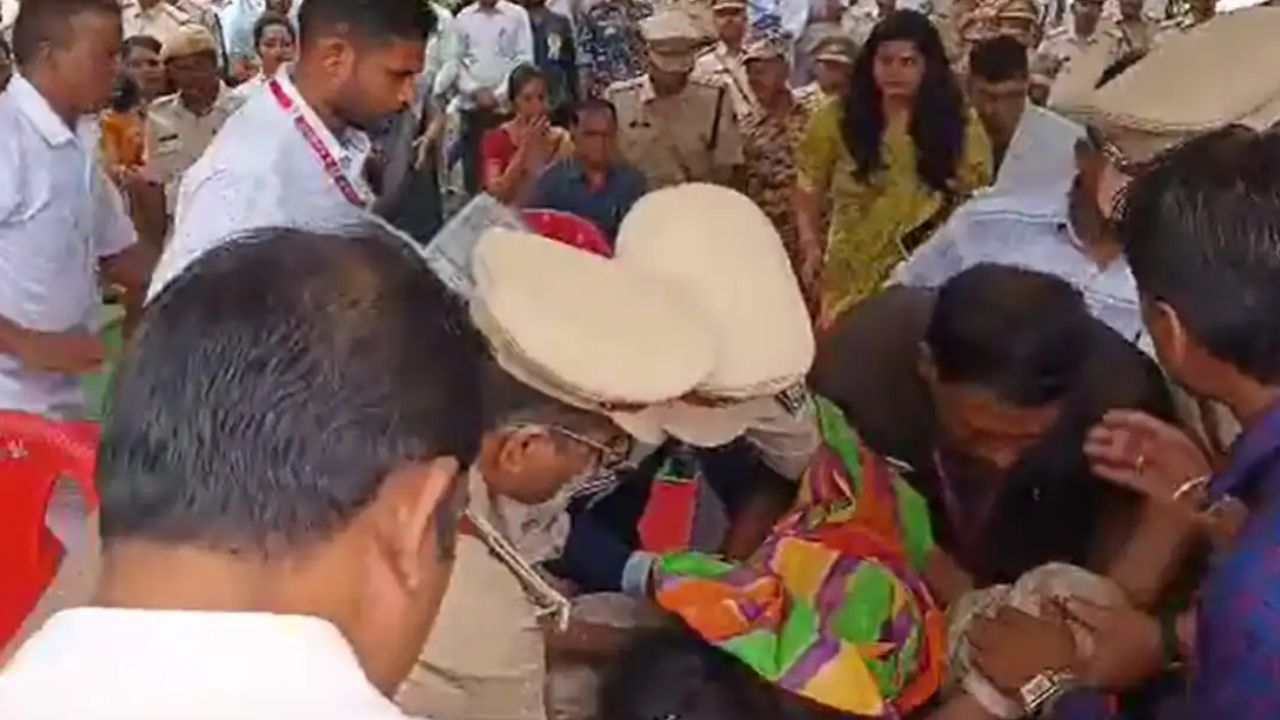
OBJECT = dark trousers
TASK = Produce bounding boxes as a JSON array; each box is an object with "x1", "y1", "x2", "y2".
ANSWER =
[{"x1": 460, "y1": 107, "x2": 505, "y2": 195}]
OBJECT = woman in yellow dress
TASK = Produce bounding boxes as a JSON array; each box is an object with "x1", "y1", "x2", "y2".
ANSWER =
[{"x1": 795, "y1": 10, "x2": 993, "y2": 329}]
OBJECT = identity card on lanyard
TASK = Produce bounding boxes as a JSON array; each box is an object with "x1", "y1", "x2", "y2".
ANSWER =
[{"x1": 267, "y1": 77, "x2": 373, "y2": 209}]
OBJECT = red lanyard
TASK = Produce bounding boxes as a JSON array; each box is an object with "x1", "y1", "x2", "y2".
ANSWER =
[{"x1": 267, "y1": 78, "x2": 369, "y2": 209}]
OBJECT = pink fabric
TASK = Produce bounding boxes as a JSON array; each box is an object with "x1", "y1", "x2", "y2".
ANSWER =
[{"x1": 521, "y1": 209, "x2": 612, "y2": 257}]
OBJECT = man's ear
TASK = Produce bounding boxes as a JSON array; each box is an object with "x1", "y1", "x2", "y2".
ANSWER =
[
  {"x1": 1147, "y1": 300, "x2": 1189, "y2": 377},
  {"x1": 378, "y1": 457, "x2": 462, "y2": 593},
  {"x1": 314, "y1": 36, "x2": 356, "y2": 80}
]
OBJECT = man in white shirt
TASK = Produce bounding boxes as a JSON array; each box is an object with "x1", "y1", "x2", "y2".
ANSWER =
[
  {"x1": 148, "y1": 0, "x2": 437, "y2": 298},
  {"x1": 893, "y1": 125, "x2": 1143, "y2": 346},
  {"x1": 968, "y1": 34, "x2": 1084, "y2": 198},
  {"x1": 0, "y1": 0, "x2": 153, "y2": 418},
  {"x1": 0, "y1": 227, "x2": 485, "y2": 719},
  {"x1": 446, "y1": 0, "x2": 533, "y2": 192}
]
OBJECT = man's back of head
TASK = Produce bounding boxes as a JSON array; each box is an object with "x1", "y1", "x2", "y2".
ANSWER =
[
  {"x1": 94, "y1": 227, "x2": 483, "y2": 698},
  {"x1": 927, "y1": 263, "x2": 1092, "y2": 410},
  {"x1": 1119, "y1": 126, "x2": 1280, "y2": 395}
]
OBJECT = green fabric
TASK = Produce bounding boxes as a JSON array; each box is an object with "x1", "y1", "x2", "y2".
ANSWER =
[
  {"x1": 813, "y1": 394, "x2": 935, "y2": 572},
  {"x1": 775, "y1": 593, "x2": 820, "y2": 672},
  {"x1": 80, "y1": 304, "x2": 125, "y2": 421},
  {"x1": 658, "y1": 552, "x2": 735, "y2": 578}
]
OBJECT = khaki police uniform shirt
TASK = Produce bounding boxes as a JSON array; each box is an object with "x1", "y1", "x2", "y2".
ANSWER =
[
  {"x1": 1034, "y1": 25, "x2": 1111, "y2": 83},
  {"x1": 144, "y1": 84, "x2": 244, "y2": 216},
  {"x1": 606, "y1": 74, "x2": 745, "y2": 190},
  {"x1": 120, "y1": 0, "x2": 197, "y2": 49},
  {"x1": 693, "y1": 42, "x2": 760, "y2": 124}
]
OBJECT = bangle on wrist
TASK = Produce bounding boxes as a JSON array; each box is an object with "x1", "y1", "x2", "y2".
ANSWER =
[{"x1": 1171, "y1": 475, "x2": 1209, "y2": 504}]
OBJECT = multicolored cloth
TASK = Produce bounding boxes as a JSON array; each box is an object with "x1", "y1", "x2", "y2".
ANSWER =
[{"x1": 653, "y1": 397, "x2": 943, "y2": 717}]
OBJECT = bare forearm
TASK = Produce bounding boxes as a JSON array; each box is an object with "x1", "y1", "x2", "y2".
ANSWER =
[
  {"x1": 0, "y1": 314, "x2": 30, "y2": 357},
  {"x1": 1105, "y1": 500, "x2": 1198, "y2": 608}
]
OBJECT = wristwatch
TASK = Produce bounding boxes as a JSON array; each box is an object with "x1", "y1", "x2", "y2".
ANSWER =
[{"x1": 1019, "y1": 669, "x2": 1077, "y2": 716}]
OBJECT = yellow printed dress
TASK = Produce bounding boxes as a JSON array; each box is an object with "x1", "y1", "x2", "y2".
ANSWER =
[{"x1": 797, "y1": 100, "x2": 992, "y2": 328}]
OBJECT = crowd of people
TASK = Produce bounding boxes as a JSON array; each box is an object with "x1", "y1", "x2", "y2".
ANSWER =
[{"x1": 4, "y1": 0, "x2": 1280, "y2": 718}]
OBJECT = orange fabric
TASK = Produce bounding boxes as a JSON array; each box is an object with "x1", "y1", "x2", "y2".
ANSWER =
[{"x1": 100, "y1": 111, "x2": 146, "y2": 169}]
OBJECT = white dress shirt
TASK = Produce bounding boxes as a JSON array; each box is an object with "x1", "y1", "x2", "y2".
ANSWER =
[
  {"x1": 0, "y1": 608, "x2": 417, "y2": 719},
  {"x1": 892, "y1": 189, "x2": 1146, "y2": 348},
  {"x1": 447, "y1": 0, "x2": 534, "y2": 111},
  {"x1": 0, "y1": 75, "x2": 136, "y2": 416},
  {"x1": 149, "y1": 73, "x2": 374, "y2": 298}
]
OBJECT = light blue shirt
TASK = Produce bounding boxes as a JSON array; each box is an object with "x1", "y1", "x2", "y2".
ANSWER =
[{"x1": 892, "y1": 189, "x2": 1147, "y2": 350}]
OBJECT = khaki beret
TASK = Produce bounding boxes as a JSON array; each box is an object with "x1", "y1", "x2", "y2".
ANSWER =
[
  {"x1": 1053, "y1": 8, "x2": 1280, "y2": 163},
  {"x1": 711, "y1": 0, "x2": 748, "y2": 10},
  {"x1": 610, "y1": 184, "x2": 815, "y2": 446},
  {"x1": 161, "y1": 24, "x2": 219, "y2": 61},
  {"x1": 743, "y1": 34, "x2": 789, "y2": 62},
  {"x1": 471, "y1": 229, "x2": 716, "y2": 413},
  {"x1": 811, "y1": 33, "x2": 859, "y2": 65}
]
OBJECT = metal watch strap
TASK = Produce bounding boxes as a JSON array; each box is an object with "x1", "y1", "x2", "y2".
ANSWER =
[{"x1": 1020, "y1": 669, "x2": 1077, "y2": 716}]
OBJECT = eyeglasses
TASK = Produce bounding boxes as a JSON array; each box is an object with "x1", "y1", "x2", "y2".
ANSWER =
[
  {"x1": 1083, "y1": 124, "x2": 1144, "y2": 175},
  {"x1": 509, "y1": 422, "x2": 634, "y2": 471}
]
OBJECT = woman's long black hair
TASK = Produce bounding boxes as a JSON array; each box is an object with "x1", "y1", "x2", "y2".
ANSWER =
[{"x1": 842, "y1": 10, "x2": 967, "y2": 194}]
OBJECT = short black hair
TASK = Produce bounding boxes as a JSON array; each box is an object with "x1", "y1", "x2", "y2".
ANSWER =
[
  {"x1": 926, "y1": 264, "x2": 1092, "y2": 406},
  {"x1": 253, "y1": 11, "x2": 296, "y2": 48},
  {"x1": 1118, "y1": 125, "x2": 1280, "y2": 384},
  {"x1": 507, "y1": 62, "x2": 545, "y2": 104},
  {"x1": 98, "y1": 227, "x2": 485, "y2": 550},
  {"x1": 12, "y1": 0, "x2": 120, "y2": 66},
  {"x1": 478, "y1": 360, "x2": 611, "y2": 439},
  {"x1": 109, "y1": 74, "x2": 141, "y2": 112},
  {"x1": 121, "y1": 34, "x2": 162, "y2": 57},
  {"x1": 969, "y1": 34, "x2": 1029, "y2": 83},
  {"x1": 1095, "y1": 51, "x2": 1145, "y2": 88},
  {"x1": 297, "y1": 0, "x2": 435, "y2": 48},
  {"x1": 601, "y1": 626, "x2": 850, "y2": 720},
  {"x1": 571, "y1": 97, "x2": 617, "y2": 126}
]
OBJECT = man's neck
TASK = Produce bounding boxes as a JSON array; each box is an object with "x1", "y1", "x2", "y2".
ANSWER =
[
  {"x1": 139, "y1": 0, "x2": 164, "y2": 10},
  {"x1": 290, "y1": 65, "x2": 347, "y2": 135},
  {"x1": 1075, "y1": 24, "x2": 1096, "y2": 40},
  {"x1": 23, "y1": 66, "x2": 82, "y2": 128},
  {"x1": 581, "y1": 161, "x2": 610, "y2": 190},
  {"x1": 476, "y1": 1, "x2": 502, "y2": 12}
]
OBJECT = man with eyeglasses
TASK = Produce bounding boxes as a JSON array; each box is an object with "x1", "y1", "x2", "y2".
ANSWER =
[
  {"x1": 399, "y1": 228, "x2": 720, "y2": 720},
  {"x1": 549, "y1": 184, "x2": 823, "y2": 602},
  {"x1": 892, "y1": 51, "x2": 1141, "y2": 348}
]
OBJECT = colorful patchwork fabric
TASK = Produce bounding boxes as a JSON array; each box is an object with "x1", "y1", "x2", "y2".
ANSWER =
[{"x1": 653, "y1": 397, "x2": 943, "y2": 717}]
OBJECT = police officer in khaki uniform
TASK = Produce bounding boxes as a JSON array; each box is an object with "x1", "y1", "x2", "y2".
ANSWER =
[
  {"x1": 692, "y1": 0, "x2": 759, "y2": 123},
  {"x1": 606, "y1": 9, "x2": 746, "y2": 190},
  {"x1": 144, "y1": 25, "x2": 244, "y2": 221},
  {"x1": 122, "y1": 0, "x2": 227, "y2": 68}
]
